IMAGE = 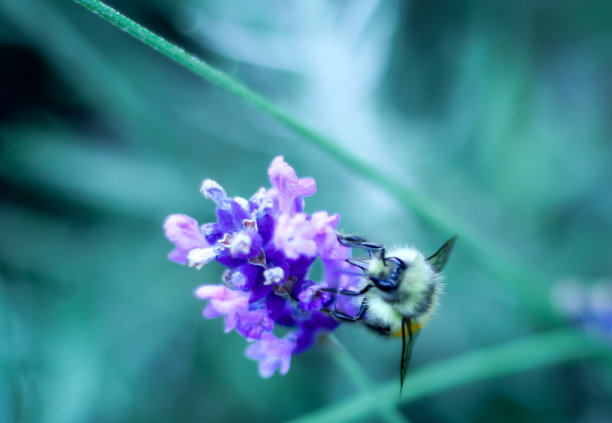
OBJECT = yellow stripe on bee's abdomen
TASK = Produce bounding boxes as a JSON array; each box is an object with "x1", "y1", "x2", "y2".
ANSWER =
[{"x1": 390, "y1": 320, "x2": 424, "y2": 338}]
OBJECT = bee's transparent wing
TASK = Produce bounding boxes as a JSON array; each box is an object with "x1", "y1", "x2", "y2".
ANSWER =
[
  {"x1": 400, "y1": 318, "x2": 414, "y2": 392},
  {"x1": 427, "y1": 236, "x2": 457, "y2": 273}
]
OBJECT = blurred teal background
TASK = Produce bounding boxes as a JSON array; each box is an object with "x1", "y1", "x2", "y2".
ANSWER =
[{"x1": 1, "y1": 0, "x2": 611, "y2": 422}]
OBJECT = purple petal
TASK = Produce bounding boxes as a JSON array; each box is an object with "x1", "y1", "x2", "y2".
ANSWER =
[
  {"x1": 288, "y1": 256, "x2": 316, "y2": 281},
  {"x1": 249, "y1": 187, "x2": 275, "y2": 215},
  {"x1": 265, "y1": 294, "x2": 297, "y2": 326},
  {"x1": 236, "y1": 308, "x2": 274, "y2": 340},
  {"x1": 200, "y1": 179, "x2": 227, "y2": 205},
  {"x1": 245, "y1": 332, "x2": 296, "y2": 378},
  {"x1": 163, "y1": 214, "x2": 206, "y2": 250},
  {"x1": 230, "y1": 201, "x2": 251, "y2": 226},
  {"x1": 195, "y1": 285, "x2": 250, "y2": 332},
  {"x1": 297, "y1": 282, "x2": 332, "y2": 311},
  {"x1": 167, "y1": 248, "x2": 189, "y2": 265},
  {"x1": 268, "y1": 156, "x2": 316, "y2": 214},
  {"x1": 214, "y1": 244, "x2": 246, "y2": 268},
  {"x1": 249, "y1": 278, "x2": 274, "y2": 304},
  {"x1": 163, "y1": 214, "x2": 208, "y2": 264},
  {"x1": 293, "y1": 312, "x2": 339, "y2": 354},
  {"x1": 214, "y1": 197, "x2": 252, "y2": 234},
  {"x1": 256, "y1": 213, "x2": 275, "y2": 245},
  {"x1": 262, "y1": 244, "x2": 290, "y2": 275},
  {"x1": 310, "y1": 211, "x2": 349, "y2": 260},
  {"x1": 203, "y1": 305, "x2": 223, "y2": 319},
  {"x1": 322, "y1": 258, "x2": 358, "y2": 290},
  {"x1": 297, "y1": 177, "x2": 316, "y2": 197},
  {"x1": 224, "y1": 311, "x2": 240, "y2": 333},
  {"x1": 273, "y1": 213, "x2": 317, "y2": 259},
  {"x1": 202, "y1": 222, "x2": 224, "y2": 244},
  {"x1": 227, "y1": 263, "x2": 262, "y2": 291}
]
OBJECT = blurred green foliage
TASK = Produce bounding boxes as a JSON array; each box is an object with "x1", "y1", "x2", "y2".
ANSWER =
[{"x1": 1, "y1": 0, "x2": 611, "y2": 422}]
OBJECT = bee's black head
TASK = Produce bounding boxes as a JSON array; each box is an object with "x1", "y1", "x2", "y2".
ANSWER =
[{"x1": 370, "y1": 257, "x2": 406, "y2": 292}]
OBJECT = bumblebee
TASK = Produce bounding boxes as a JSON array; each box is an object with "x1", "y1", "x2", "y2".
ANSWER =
[{"x1": 322, "y1": 234, "x2": 457, "y2": 389}]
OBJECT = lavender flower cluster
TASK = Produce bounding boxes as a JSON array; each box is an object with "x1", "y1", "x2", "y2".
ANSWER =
[{"x1": 163, "y1": 157, "x2": 356, "y2": 377}]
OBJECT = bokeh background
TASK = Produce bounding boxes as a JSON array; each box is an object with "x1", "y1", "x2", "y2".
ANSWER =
[{"x1": 1, "y1": 0, "x2": 611, "y2": 422}]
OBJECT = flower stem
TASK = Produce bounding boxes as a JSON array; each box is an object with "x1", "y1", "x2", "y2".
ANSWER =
[
  {"x1": 323, "y1": 334, "x2": 410, "y2": 423},
  {"x1": 289, "y1": 328, "x2": 609, "y2": 423},
  {"x1": 72, "y1": 0, "x2": 558, "y2": 323}
]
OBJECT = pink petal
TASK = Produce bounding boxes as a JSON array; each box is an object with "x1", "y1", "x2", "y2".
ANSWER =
[{"x1": 163, "y1": 214, "x2": 207, "y2": 250}]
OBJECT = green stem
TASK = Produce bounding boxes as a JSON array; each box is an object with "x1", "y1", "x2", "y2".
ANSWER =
[
  {"x1": 323, "y1": 334, "x2": 410, "y2": 423},
  {"x1": 287, "y1": 328, "x2": 608, "y2": 423},
  {"x1": 72, "y1": 0, "x2": 558, "y2": 322}
]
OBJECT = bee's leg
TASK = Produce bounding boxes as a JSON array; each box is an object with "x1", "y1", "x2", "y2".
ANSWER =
[
  {"x1": 338, "y1": 234, "x2": 386, "y2": 259},
  {"x1": 322, "y1": 300, "x2": 368, "y2": 321},
  {"x1": 337, "y1": 234, "x2": 368, "y2": 246},
  {"x1": 346, "y1": 259, "x2": 367, "y2": 270},
  {"x1": 320, "y1": 285, "x2": 373, "y2": 296}
]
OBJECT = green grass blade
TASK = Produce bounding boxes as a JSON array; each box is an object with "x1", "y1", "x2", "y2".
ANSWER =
[{"x1": 287, "y1": 328, "x2": 609, "y2": 423}]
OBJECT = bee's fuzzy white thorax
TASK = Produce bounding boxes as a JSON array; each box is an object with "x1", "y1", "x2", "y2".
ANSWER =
[{"x1": 362, "y1": 246, "x2": 443, "y2": 333}]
